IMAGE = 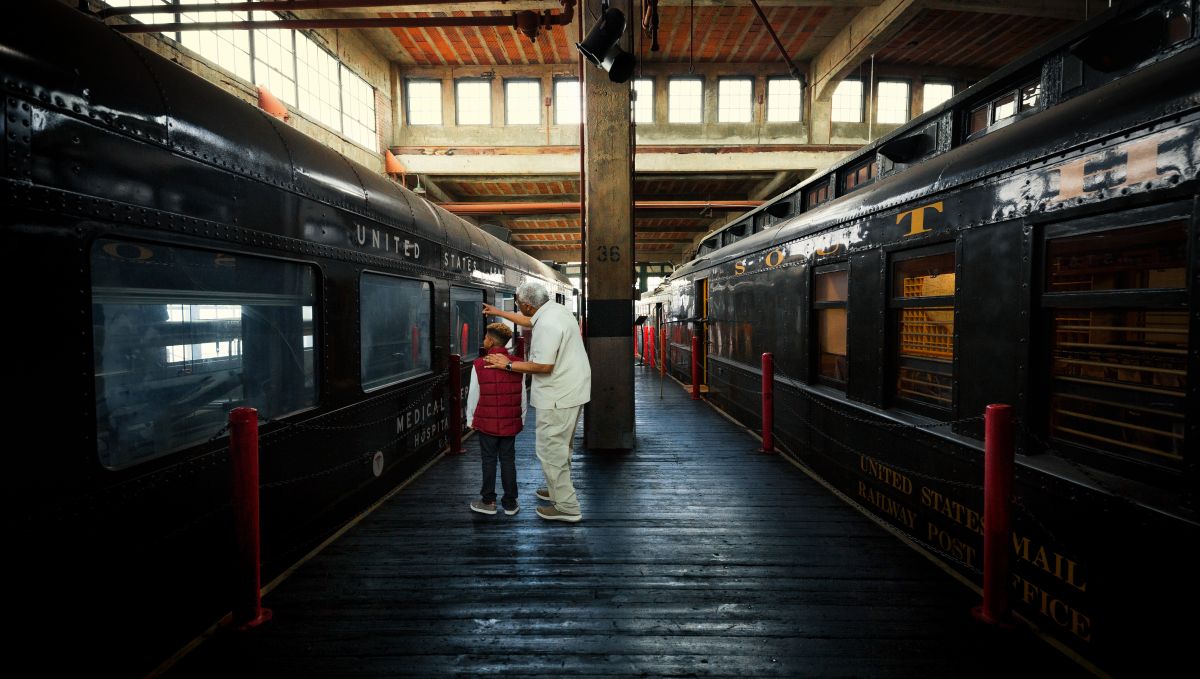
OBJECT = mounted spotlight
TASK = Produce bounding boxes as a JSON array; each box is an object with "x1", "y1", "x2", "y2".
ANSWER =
[{"x1": 577, "y1": 7, "x2": 637, "y2": 84}]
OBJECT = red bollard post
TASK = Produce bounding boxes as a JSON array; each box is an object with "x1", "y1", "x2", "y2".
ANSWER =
[
  {"x1": 647, "y1": 329, "x2": 655, "y2": 369},
  {"x1": 460, "y1": 323, "x2": 469, "y2": 357},
  {"x1": 229, "y1": 407, "x2": 272, "y2": 630},
  {"x1": 411, "y1": 325, "x2": 420, "y2": 364},
  {"x1": 972, "y1": 403, "x2": 1014, "y2": 626},
  {"x1": 448, "y1": 354, "x2": 466, "y2": 454},
  {"x1": 759, "y1": 353, "x2": 775, "y2": 454},
  {"x1": 513, "y1": 335, "x2": 525, "y2": 360},
  {"x1": 690, "y1": 335, "x2": 700, "y2": 400}
]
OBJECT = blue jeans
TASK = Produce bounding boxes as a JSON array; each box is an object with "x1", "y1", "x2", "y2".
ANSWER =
[{"x1": 479, "y1": 433, "x2": 518, "y2": 510}]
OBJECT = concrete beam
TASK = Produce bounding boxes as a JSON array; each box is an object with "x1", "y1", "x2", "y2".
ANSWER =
[
  {"x1": 811, "y1": 0, "x2": 926, "y2": 102},
  {"x1": 750, "y1": 171, "x2": 799, "y2": 201},
  {"x1": 414, "y1": 174, "x2": 457, "y2": 202},
  {"x1": 396, "y1": 147, "x2": 856, "y2": 175}
]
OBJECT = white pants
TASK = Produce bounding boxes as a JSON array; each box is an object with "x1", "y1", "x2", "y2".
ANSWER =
[{"x1": 535, "y1": 405, "x2": 582, "y2": 515}]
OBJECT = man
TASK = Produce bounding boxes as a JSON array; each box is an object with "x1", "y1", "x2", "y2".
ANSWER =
[{"x1": 482, "y1": 281, "x2": 590, "y2": 523}]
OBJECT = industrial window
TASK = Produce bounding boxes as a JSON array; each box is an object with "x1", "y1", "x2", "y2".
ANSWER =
[
  {"x1": 451, "y1": 287, "x2": 485, "y2": 358},
  {"x1": 966, "y1": 78, "x2": 1040, "y2": 138},
  {"x1": 406, "y1": 79, "x2": 443, "y2": 125},
  {"x1": 341, "y1": 66, "x2": 376, "y2": 149},
  {"x1": 831, "y1": 79, "x2": 863, "y2": 122},
  {"x1": 505, "y1": 79, "x2": 541, "y2": 125},
  {"x1": 766, "y1": 77, "x2": 802, "y2": 122},
  {"x1": 105, "y1": 0, "x2": 176, "y2": 37},
  {"x1": 814, "y1": 265, "x2": 849, "y2": 388},
  {"x1": 805, "y1": 182, "x2": 829, "y2": 209},
  {"x1": 554, "y1": 79, "x2": 580, "y2": 125},
  {"x1": 891, "y1": 246, "x2": 956, "y2": 415},
  {"x1": 922, "y1": 82, "x2": 954, "y2": 112},
  {"x1": 456, "y1": 80, "x2": 492, "y2": 125},
  {"x1": 718, "y1": 78, "x2": 753, "y2": 123},
  {"x1": 296, "y1": 32, "x2": 342, "y2": 130},
  {"x1": 180, "y1": 0, "x2": 253, "y2": 82},
  {"x1": 633, "y1": 78, "x2": 654, "y2": 124},
  {"x1": 254, "y1": 26, "x2": 296, "y2": 105},
  {"x1": 840, "y1": 157, "x2": 875, "y2": 193},
  {"x1": 668, "y1": 78, "x2": 703, "y2": 124},
  {"x1": 361, "y1": 273, "x2": 431, "y2": 391},
  {"x1": 876, "y1": 80, "x2": 910, "y2": 124},
  {"x1": 1042, "y1": 214, "x2": 1189, "y2": 466},
  {"x1": 91, "y1": 240, "x2": 317, "y2": 470}
]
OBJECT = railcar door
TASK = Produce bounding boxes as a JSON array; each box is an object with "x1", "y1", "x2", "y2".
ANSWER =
[
  {"x1": 451, "y1": 286, "x2": 485, "y2": 429},
  {"x1": 694, "y1": 278, "x2": 709, "y2": 391}
]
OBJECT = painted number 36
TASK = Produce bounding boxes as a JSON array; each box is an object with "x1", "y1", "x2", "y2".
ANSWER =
[{"x1": 597, "y1": 245, "x2": 621, "y2": 262}]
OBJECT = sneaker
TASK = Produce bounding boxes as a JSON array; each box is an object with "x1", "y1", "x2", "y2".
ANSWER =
[
  {"x1": 536, "y1": 505, "x2": 581, "y2": 523},
  {"x1": 470, "y1": 500, "x2": 497, "y2": 515},
  {"x1": 535, "y1": 487, "x2": 552, "y2": 502},
  {"x1": 503, "y1": 503, "x2": 520, "y2": 516}
]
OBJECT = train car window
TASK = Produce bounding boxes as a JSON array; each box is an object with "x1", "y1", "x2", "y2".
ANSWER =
[
  {"x1": 1042, "y1": 218, "x2": 1188, "y2": 467},
  {"x1": 890, "y1": 247, "x2": 956, "y2": 415},
  {"x1": 361, "y1": 273, "x2": 432, "y2": 391},
  {"x1": 840, "y1": 158, "x2": 875, "y2": 193},
  {"x1": 451, "y1": 286, "x2": 485, "y2": 358},
  {"x1": 92, "y1": 240, "x2": 318, "y2": 470},
  {"x1": 723, "y1": 223, "x2": 747, "y2": 247},
  {"x1": 497, "y1": 291, "x2": 517, "y2": 349},
  {"x1": 805, "y1": 183, "x2": 829, "y2": 209},
  {"x1": 965, "y1": 78, "x2": 1040, "y2": 140},
  {"x1": 813, "y1": 266, "x2": 849, "y2": 388}
]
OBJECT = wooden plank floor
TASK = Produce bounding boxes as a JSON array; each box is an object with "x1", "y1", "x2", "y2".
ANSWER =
[{"x1": 167, "y1": 367, "x2": 1090, "y2": 678}]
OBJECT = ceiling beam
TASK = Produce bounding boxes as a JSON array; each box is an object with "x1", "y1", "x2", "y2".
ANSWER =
[
  {"x1": 924, "y1": 0, "x2": 1094, "y2": 20},
  {"x1": 415, "y1": 175, "x2": 457, "y2": 202},
  {"x1": 750, "y1": 171, "x2": 797, "y2": 201},
  {"x1": 811, "y1": 0, "x2": 926, "y2": 102}
]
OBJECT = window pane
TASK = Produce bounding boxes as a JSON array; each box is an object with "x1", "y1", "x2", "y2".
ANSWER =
[
  {"x1": 815, "y1": 270, "x2": 848, "y2": 302},
  {"x1": 894, "y1": 253, "x2": 955, "y2": 298},
  {"x1": 451, "y1": 287, "x2": 485, "y2": 357},
  {"x1": 1020, "y1": 82, "x2": 1041, "y2": 111},
  {"x1": 633, "y1": 78, "x2": 654, "y2": 123},
  {"x1": 456, "y1": 80, "x2": 491, "y2": 125},
  {"x1": 1046, "y1": 221, "x2": 1188, "y2": 292},
  {"x1": 877, "y1": 81, "x2": 909, "y2": 124},
  {"x1": 817, "y1": 308, "x2": 848, "y2": 383},
  {"x1": 296, "y1": 33, "x2": 342, "y2": 130},
  {"x1": 923, "y1": 83, "x2": 954, "y2": 112},
  {"x1": 1049, "y1": 309, "x2": 1187, "y2": 461},
  {"x1": 407, "y1": 80, "x2": 443, "y2": 125},
  {"x1": 107, "y1": 0, "x2": 176, "y2": 37},
  {"x1": 555, "y1": 79, "x2": 580, "y2": 125},
  {"x1": 832, "y1": 80, "x2": 863, "y2": 122},
  {"x1": 180, "y1": 0, "x2": 253, "y2": 82},
  {"x1": 361, "y1": 274, "x2": 431, "y2": 390},
  {"x1": 968, "y1": 104, "x2": 988, "y2": 135},
  {"x1": 254, "y1": 26, "x2": 296, "y2": 106},
  {"x1": 766, "y1": 77, "x2": 802, "y2": 122},
  {"x1": 341, "y1": 66, "x2": 376, "y2": 149},
  {"x1": 92, "y1": 240, "x2": 317, "y2": 470},
  {"x1": 669, "y1": 79, "x2": 703, "y2": 123},
  {"x1": 992, "y1": 92, "x2": 1016, "y2": 122},
  {"x1": 896, "y1": 307, "x2": 954, "y2": 406},
  {"x1": 718, "y1": 79, "x2": 752, "y2": 123},
  {"x1": 506, "y1": 80, "x2": 540, "y2": 125}
]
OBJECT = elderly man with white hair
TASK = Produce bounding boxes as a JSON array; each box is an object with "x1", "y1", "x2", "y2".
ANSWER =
[{"x1": 482, "y1": 281, "x2": 590, "y2": 522}]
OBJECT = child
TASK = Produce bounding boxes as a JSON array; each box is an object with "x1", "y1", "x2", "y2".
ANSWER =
[{"x1": 467, "y1": 322, "x2": 527, "y2": 516}]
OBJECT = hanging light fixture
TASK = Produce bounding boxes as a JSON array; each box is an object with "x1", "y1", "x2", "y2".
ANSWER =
[{"x1": 413, "y1": 175, "x2": 426, "y2": 194}]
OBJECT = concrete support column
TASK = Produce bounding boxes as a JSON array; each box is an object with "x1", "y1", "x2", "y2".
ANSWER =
[
  {"x1": 582, "y1": 0, "x2": 634, "y2": 450},
  {"x1": 809, "y1": 95, "x2": 832, "y2": 145}
]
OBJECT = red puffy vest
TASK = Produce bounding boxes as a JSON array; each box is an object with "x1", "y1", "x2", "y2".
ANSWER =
[{"x1": 472, "y1": 347, "x2": 524, "y2": 437}]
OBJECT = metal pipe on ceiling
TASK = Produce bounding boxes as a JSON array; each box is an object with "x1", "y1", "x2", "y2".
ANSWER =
[
  {"x1": 438, "y1": 200, "x2": 762, "y2": 215},
  {"x1": 109, "y1": 0, "x2": 575, "y2": 40},
  {"x1": 97, "y1": 1, "x2": 530, "y2": 20}
]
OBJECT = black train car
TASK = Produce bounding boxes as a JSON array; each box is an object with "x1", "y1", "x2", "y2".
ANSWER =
[
  {"x1": 642, "y1": 1, "x2": 1198, "y2": 675},
  {"x1": 0, "y1": 2, "x2": 571, "y2": 674}
]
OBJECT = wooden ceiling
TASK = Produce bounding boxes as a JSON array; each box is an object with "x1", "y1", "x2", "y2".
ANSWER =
[{"x1": 361, "y1": 1, "x2": 1097, "y2": 261}]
